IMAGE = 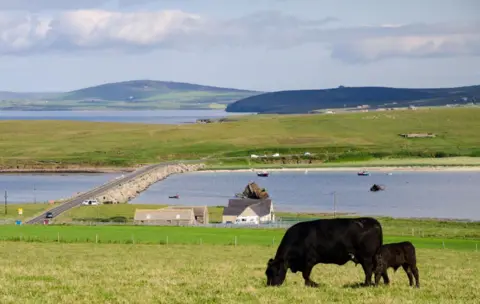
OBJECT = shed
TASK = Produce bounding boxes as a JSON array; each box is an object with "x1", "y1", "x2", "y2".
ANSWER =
[
  {"x1": 134, "y1": 208, "x2": 195, "y2": 225},
  {"x1": 165, "y1": 205, "x2": 209, "y2": 224}
]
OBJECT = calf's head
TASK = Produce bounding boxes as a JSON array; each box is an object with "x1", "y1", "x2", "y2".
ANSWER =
[{"x1": 265, "y1": 258, "x2": 287, "y2": 286}]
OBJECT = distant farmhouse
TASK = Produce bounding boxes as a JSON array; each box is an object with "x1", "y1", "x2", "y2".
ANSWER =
[
  {"x1": 222, "y1": 198, "x2": 275, "y2": 224},
  {"x1": 399, "y1": 133, "x2": 436, "y2": 138},
  {"x1": 134, "y1": 206, "x2": 208, "y2": 225}
]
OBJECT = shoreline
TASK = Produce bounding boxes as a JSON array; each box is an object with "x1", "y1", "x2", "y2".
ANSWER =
[
  {"x1": 198, "y1": 165, "x2": 480, "y2": 173},
  {"x1": 0, "y1": 167, "x2": 135, "y2": 174},
  {"x1": 1, "y1": 164, "x2": 480, "y2": 174}
]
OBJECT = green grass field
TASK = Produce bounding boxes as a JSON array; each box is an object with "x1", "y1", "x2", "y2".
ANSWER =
[
  {"x1": 1, "y1": 205, "x2": 479, "y2": 303},
  {"x1": 0, "y1": 224, "x2": 478, "y2": 251},
  {"x1": 0, "y1": 107, "x2": 479, "y2": 168},
  {"x1": 3, "y1": 204, "x2": 480, "y2": 241},
  {"x1": 0, "y1": 203, "x2": 63, "y2": 222},
  {"x1": 0, "y1": 242, "x2": 478, "y2": 303}
]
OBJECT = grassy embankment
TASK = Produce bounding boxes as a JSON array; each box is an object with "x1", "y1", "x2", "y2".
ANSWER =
[
  {"x1": 0, "y1": 107, "x2": 479, "y2": 169},
  {"x1": 3, "y1": 203, "x2": 480, "y2": 238},
  {"x1": 1, "y1": 204, "x2": 479, "y2": 250}
]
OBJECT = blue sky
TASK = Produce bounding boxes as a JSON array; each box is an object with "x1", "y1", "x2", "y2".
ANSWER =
[{"x1": 0, "y1": 0, "x2": 478, "y2": 92}]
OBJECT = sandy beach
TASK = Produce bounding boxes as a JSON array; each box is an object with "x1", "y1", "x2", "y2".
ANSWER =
[
  {"x1": 198, "y1": 165, "x2": 480, "y2": 173},
  {"x1": 2, "y1": 162, "x2": 480, "y2": 174},
  {"x1": 0, "y1": 167, "x2": 135, "y2": 174}
]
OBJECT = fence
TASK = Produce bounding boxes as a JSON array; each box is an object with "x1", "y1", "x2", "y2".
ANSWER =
[
  {"x1": 0, "y1": 231, "x2": 478, "y2": 252},
  {"x1": 63, "y1": 221, "x2": 298, "y2": 229}
]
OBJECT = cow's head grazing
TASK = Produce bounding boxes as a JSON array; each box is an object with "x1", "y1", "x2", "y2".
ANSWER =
[{"x1": 265, "y1": 258, "x2": 287, "y2": 286}]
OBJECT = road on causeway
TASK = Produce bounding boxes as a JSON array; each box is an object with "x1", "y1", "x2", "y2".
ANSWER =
[{"x1": 25, "y1": 163, "x2": 167, "y2": 224}]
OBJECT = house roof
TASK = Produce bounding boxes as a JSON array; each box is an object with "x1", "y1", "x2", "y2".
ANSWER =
[
  {"x1": 164, "y1": 205, "x2": 207, "y2": 217},
  {"x1": 223, "y1": 199, "x2": 272, "y2": 217},
  {"x1": 249, "y1": 201, "x2": 272, "y2": 217},
  {"x1": 134, "y1": 208, "x2": 194, "y2": 221}
]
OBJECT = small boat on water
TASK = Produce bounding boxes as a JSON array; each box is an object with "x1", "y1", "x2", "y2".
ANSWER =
[
  {"x1": 357, "y1": 170, "x2": 370, "y2": 176},
  {"x1": 257, "y1": 171, "x2": 269, "y2": 177},
  {"x1": 168, "y1": 194, "x2": 180, "y2": 199}
]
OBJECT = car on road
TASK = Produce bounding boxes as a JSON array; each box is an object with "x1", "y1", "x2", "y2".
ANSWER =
[
  {"x1": 82, "y1": 199, "x2": 99, "y2": 206},
  {"x1": 45, "y1": 212, "x2": 53, "y2": 218}
]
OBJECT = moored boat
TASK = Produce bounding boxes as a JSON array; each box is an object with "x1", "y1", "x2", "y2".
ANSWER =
[{"x1": 257, "y1": 171, "x2": 269, "y2": 177}]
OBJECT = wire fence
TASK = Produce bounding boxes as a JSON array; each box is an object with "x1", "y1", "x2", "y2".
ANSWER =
[
  {"x1": 0, "y1": 231, "x2": 478, "y2": 252},
  {"x1": 60, "y1": 221, "x2": 297, "y2": 229}
]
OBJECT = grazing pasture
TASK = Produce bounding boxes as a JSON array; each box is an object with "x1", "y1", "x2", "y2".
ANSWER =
[
  {"x1": 0, "y1": 225, "x2": 478, "y2": 251},
  {"x1": 0, "y1": 107, "x2": 479, "y2": 168},
  {"x1": 0, "y1": 242, "x2": 478, "y2": 304}
]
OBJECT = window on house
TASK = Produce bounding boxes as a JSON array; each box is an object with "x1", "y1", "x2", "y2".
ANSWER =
[{"x1": 241, "y1": 218, "x2": 246, "y2": 222}]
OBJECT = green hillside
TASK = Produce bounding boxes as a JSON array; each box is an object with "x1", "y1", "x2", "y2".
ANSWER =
[
  {"x1": 226, "y1": 85, "x2": 480, "y2": 114},
  {"x1": 0, "y1": 80, "x2": 260, "y2": 110}
]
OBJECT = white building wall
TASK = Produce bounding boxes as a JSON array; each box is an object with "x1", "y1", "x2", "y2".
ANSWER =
[{"x1": 235, "y1": 215, "x2": 259, "y2": 224}]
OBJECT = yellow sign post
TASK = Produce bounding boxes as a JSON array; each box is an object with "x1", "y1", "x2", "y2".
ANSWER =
[{"x1": 18, "y1": 208, "x2": 23, "y2": 215}]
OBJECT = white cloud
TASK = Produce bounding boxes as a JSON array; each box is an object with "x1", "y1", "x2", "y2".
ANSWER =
[
  {"x1": 0, "y1": 9, "x2": 478, "y2": 63},
  {"x1": 0, "y1": 0, "x2": 157, "y2": 11}
]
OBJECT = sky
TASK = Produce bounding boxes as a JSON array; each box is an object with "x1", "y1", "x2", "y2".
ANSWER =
[{"x1": 0, "y1": 0, "x2": 479, "y2": 92}]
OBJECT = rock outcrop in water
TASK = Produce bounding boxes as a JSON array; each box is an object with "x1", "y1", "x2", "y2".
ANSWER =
[
  {"x1": 235, "y1": 182, "x2": 269, "y2": 199},
  {"x1": 95, "y1": 163, "x2": 205, "y2": 204}
]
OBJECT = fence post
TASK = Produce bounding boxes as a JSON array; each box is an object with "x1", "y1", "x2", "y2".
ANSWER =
[
  {"x1": 411, "y1": 228, "x2": 414, "y2": 236},
  {"x1": 96, "y1": 234, "x2": 98, "y2": 244},
  {"x1": 57, "y1": 232, "x2": 60, "y2": 243},
  {"x1": 272, "y1": 237, "x2": 275, "y2": 246},
  {"x1": 131, "y1": 234, "x2": 135, "y2": 244},
  {"x1": 166, "y1": 236, "x2": 169, "y2": 246},
  {"x1": 442, "y1": 241, "x2": 445, "y2": 249}
]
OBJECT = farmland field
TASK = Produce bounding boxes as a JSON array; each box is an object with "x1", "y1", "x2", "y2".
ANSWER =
[
  {"x1": 0, "y1": 107, "x2": 479, "y2": 168},
  {"x1": 0, "y1": 225, "x2": 478, "y2": 251},
  {"x1": 0, "y1": 217, "x2": 478, "y2": 303},
  {"x1": 3, "y1": 204, "x2": 480, "y2": 241},
  {"x1": 0, "y1": 242, "x2": 478, "y2": 304}
]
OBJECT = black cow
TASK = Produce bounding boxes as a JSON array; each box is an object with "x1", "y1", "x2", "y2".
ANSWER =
[
  {"x1": 373, "y1": 241, "x2": 420, "y2": 288},
  {"x1": 265, "y1": 217, "x2": 388, "y2": 287}
]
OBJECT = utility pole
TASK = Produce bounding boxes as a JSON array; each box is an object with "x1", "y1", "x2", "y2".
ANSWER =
[
  {"x1": 4, "y1": 190, "x2": 7, "y2": 215},
  {"x1": 333, "y1": 191, "x2": 337, "y2": 218}
]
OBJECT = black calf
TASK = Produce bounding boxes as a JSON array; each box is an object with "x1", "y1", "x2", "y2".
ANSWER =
[{"x1": 373, "y1": 241, "x2": 420, "y2": 288}]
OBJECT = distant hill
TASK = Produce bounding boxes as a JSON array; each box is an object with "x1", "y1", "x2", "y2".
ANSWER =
[
  {"x1": 0, "y1": 80, "x2": 261, "y2": 111},
  {"x1": 0, "y1": 91, "x2": 60, "y2": 100},
  {"x1": 225, "y1": 85, "x2": 480, "y2": 114}
]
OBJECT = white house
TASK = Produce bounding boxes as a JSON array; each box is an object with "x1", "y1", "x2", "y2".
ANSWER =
[{"x1": 222, "y1": 199, "x2": 275, "y2": 224}]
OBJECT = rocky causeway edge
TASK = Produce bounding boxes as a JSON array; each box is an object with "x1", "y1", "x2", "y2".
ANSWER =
[{"x1": 94, "y1": 163, "x2": 205, "y2": 204}]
